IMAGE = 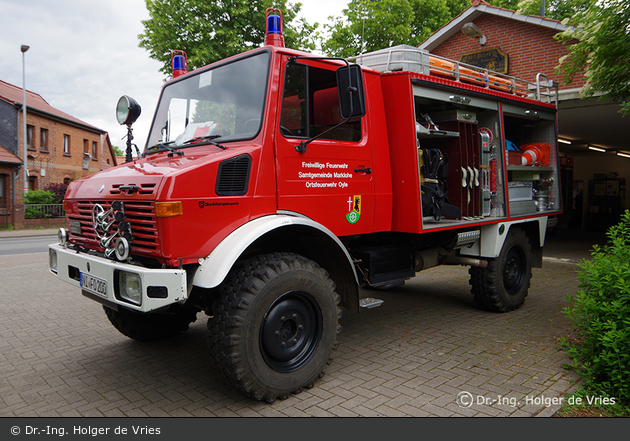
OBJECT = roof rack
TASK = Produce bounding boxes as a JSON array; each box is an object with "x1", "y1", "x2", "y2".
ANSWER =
[{"x1": 351, "y1": 45, "x2": 558, "y2": 105}]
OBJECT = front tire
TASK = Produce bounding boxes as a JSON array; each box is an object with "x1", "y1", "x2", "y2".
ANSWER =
[
  {"x1": 469, "y1": 227, "x2": 533, "y2": 312},
  {"x1": 208, "y1": 253, "x2": 341, "y2": 402}
]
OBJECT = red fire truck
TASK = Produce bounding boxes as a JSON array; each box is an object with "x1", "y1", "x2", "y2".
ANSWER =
[{"x1": 49, "y1": 10, "x2": 561, "y2": 402}]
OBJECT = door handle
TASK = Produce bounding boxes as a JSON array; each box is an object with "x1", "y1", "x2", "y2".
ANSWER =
[{"x1": 354, "y1": 168, "x2": 372, "y2": 174}]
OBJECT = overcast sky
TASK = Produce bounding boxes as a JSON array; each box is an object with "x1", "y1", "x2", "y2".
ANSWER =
[{"x1": 0, "y1": 0, "x2": 346, "y2": 152}]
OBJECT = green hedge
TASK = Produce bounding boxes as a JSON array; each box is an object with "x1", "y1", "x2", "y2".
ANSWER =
[
  {"x1": 23, "y1": 190, "x2": 64, "y2": 219},
  {"x1": 562, "y1": 210, "x2": 630, "y2": 404},
  {"x1": 23, "y1": 190, "x2": 57, "y2": 205}
]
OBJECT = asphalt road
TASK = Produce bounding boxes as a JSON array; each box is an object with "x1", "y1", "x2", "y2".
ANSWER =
[{"x1": 0, "y1": 235, "x2": 56, "y2": 256}]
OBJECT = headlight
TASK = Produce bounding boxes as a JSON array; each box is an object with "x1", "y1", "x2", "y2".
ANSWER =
[
  {"x1": 58, "y1": 228, "x2": 68, "y2": 246},
  {"x1": 118, "y1": 271, "x2": 142, "y2": 305},
  {"x1": 49, "y1": 249, "x2": 58, "y2": 273}
]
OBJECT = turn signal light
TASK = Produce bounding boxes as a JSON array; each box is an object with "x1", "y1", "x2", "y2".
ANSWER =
[{"x1": 155, "y1": 201, "x2": 183, "y2": 218}]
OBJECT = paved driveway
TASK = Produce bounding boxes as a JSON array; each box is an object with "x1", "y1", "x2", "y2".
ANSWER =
[{"x1": 1, "y1": 251, "x2": 580, "y2": 417}]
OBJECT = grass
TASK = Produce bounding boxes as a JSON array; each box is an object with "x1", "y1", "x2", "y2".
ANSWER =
[{"x1": 556, "y1": 388, "x2": 629, "y2": 417}]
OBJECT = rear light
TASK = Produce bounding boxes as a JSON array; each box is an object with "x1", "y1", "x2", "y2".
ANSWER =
[{"x1": 155, "y1": 201, "x2": 183, "y2": 218}]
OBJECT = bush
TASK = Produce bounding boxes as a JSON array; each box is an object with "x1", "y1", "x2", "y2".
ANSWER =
[
  {"x1": 23, "y1": 189, "x2": 57, "y2": 205},
  {"x1": 562, "y1": 210, "x2": 630, "y2": 404},
  {"x1": 44, "y1": 182, "x2": 69, "y2": 204},
  {"x1": 23, "y1": 189, "x2": 65, "y2": 218}
]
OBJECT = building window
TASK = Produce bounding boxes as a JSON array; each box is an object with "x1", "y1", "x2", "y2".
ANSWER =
[
  {"x1": 83, "y1": 139, "x2": 90, "y2": 169},
  {"x1": 40, "y1": 128, "x2": 49, "y2": 152},
  {"x1": 27, "y1": 125, "x2": 35, "y2": 150},
  {"x1": 63, "y1": 134, "x2": 71, "y2": 155},
  {"x1": 0, "y1": 174, "x2": 6, "y2": 206},
  {"x1": 28, "y1": 176, "x2": 38, "y2": 191},
  {"x1": 92, "y1": 141, "x2": 98, "y2": 160}
]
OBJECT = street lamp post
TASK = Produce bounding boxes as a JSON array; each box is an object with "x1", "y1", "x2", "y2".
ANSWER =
[{"x1": 21, "y1": 44, "x2": 30, "y2": 195}]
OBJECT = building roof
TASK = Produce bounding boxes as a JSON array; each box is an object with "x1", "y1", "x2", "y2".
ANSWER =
[
  {"x1": 0, "y1": 144, "x2": 23, "y2": 165},
  {"x1": 419, "y1": 0, "x2": 568, "y2": 52},
  {"x1": 0, "y1": 79, "x2": 104, "y2": 133}
]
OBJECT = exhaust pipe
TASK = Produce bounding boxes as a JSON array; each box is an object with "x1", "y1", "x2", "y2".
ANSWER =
[
  {"x1": 441, "y1": 255, "x2": 488, "y2": 269},
  {"x1": 415, "y1": 248, "x2": 488, "y2": 271}
]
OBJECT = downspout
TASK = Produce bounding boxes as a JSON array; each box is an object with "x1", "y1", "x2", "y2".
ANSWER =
[{"x1": 13, "y1": 166, "x2": 20, "y2": 221}]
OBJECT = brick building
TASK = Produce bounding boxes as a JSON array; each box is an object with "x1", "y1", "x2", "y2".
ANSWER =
[
  {"x1": 0, "y1": 79, "x2": 117, "y2": 229},
  {"x1": 421, "y1": 0, "x2": 586, "y2": 91},
  {"x1": 419, "y1": 0, "x2": 627, "y2": 230}
]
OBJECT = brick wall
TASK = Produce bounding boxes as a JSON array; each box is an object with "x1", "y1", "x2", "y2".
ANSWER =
[
  {"x1": 431, "y1": 14, "x2": 586, "y2": 90},
  {"x1": 15, "y1": 112, "x2": 116, "y2": 205},
  {"x1": 22, "y1": 216, "x2": 67, "y2": 230}
]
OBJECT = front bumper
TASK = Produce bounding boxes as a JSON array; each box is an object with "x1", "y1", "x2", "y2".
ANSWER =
[{"x1": 48, "y1": 244, "x2": 188, "y2": 313}]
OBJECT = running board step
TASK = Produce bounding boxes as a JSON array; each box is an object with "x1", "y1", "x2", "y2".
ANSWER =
[{"x1": 360, "y1": 298, "x2": 384, "y2": 309}]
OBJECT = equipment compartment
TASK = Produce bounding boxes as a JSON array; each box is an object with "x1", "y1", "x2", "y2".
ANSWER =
[
  {"x1": 502, "y1": 105, "x2": 561, "y2": 217},
  {"x1": 412, "y1": 86, "x2": 507, "y2": 229}
]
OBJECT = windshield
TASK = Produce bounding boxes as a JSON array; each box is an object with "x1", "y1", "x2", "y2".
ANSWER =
[{"x1": 146, "y1": 51, "x2": 270, "y2": 152}]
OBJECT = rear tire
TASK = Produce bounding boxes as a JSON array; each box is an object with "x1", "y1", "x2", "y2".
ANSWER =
[
  {"x1": 104, "y1": 305, "x2": 198, "y2": 342},
  {"x1": 208, "y1": 252, "x2": 341, "y2": 402},
  {"x1": 469, "y1": 227, "x2": 532, "y2": 312}
]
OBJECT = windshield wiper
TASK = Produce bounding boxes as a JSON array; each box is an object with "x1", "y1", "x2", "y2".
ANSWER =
[
  {"x1": 146, "y1": 141, "x2": 184, "y2": 156},
  {"x1": 183, "y1": 135, "x2": 227, "y2": 150}
]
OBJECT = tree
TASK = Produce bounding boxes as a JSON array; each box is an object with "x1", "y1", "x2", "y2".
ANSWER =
[
  {"x1": 554, "y1": 0, "x2": 630, "y2": 115},
  {"x1": 139, "y1": 0, "x2": 319, "y2": 76},
  {"x1": 516, "y1": 0, "x2": 595, "y2": 21},
  {"x1": 322, "y1": 0, "x2": 471, "y2": 58},
  {"x1": 112, "y1": 145, "x2": 124, "y2": 157}
]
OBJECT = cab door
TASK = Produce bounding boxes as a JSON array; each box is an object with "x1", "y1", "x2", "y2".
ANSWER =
[{"x1": 275, "y1": 58, "x2": 375, "y2": 237}]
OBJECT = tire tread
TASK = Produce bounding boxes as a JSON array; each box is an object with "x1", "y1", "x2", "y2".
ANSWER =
[{"x1": 208, "y1": 252, "x2": 341, "y2": 402}]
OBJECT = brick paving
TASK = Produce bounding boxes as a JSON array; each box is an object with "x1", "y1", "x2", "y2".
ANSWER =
[{"x1": 0, "y1": 251, "x2": 581, "y2": 417}]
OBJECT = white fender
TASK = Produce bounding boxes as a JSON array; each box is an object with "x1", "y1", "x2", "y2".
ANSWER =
[
  {"x1": 459, "y1": 216, "x2": 548, "y2": 258},
  {"x1": 192, "y1": 213, "x2": 359, "y2": 289}
]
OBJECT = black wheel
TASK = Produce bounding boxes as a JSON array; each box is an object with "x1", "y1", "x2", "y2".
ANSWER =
[
  {"x1": 104, "y1": 305, "x2": 198, "y2": 342},
  {"x1": 208, "y1": 252, "x2": 341, "y2": 402},
  {"x1": 469, "y1": 227, "x2": 532, "y2": 312}
]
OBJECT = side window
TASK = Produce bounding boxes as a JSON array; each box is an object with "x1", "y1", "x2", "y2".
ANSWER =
[
  {"x1": 280, "y1": 63, "x2": 361, "y2": 142},
  {"x1": 280, "y1": 63, "x2": 307, "y2": 137}
]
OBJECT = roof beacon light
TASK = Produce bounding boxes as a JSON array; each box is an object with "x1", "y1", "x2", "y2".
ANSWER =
[
  {"x1": 171, "y1": 50, "x2": 188, "y2": 79},
  {"x1": 265, "y1": 8, "x2": 285, "y2": 47}
]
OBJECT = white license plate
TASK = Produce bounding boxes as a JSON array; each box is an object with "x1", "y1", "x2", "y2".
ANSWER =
[
  {"x1": 69, "y1": 219, "x2": 82, "y2": 235},
  {"x1": 80, "y1": 272, "x2": 107, "y2": 298}
]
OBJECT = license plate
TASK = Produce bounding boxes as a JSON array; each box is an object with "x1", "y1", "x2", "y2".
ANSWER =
[
  {"x1": 80, "y1": 272, "x2": 107, "y2": 298},
  {"x1": 69, "y1": 219, "x2": 82, "y2": 235}
]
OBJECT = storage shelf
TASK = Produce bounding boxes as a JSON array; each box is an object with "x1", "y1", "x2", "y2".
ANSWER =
[
  {"x1": 507, "y1": 166, "x2": 554, "y2": 172},
  {"x1": 507, "y1": 165, "x2": 554, "y2": 181},
  {"x1": 417, "y1": 130, "x2": 459, "y2": 139}
]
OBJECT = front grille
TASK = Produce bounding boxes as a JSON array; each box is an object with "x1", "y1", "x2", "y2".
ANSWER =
[
  {"x1": 68, "y1": 200, "x2": 159, "y2": 255},
  {"x1": 109, "y1": 183, "x2": 157, "y2": 196}
]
